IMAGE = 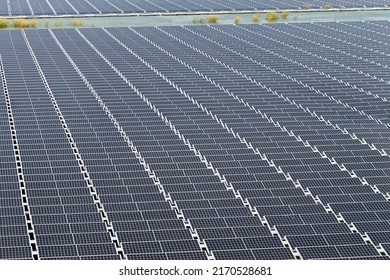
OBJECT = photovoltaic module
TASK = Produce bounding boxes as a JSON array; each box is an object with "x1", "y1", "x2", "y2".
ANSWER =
[{"x1": 0, "y1": 20, "x2": 390, "y2": 260}]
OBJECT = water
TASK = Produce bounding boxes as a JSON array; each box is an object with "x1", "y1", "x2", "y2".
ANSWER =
[{"x1": 2, "y1": 9, "x2": 390, "y2": 29}]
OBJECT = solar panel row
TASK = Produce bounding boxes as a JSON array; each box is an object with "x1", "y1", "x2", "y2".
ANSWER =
[
  {"x1": 83, "y1": 25, "x2": 389, "y2": 259},
  {"x1": 52, "y1": 27, "x2": 291, "y2": 260},
  {"x1": 0, "y1": 54, "x2": 35, "y2": 260},
  {"x1": 0, "y1": 0, "x2": 388, "y2": 16},
  {"x1": 0, "y1": 21, "x2": 389, "y2": 259}
]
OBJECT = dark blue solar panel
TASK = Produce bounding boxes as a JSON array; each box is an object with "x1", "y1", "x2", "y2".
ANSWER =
[
  {"x1": 1, "y1": 20, "x2": 390, "y2": 260},
  {"x1": 2, "y1": 0, "x2": 389, "y2": 16}
]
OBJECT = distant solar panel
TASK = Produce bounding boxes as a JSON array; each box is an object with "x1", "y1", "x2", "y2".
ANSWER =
[{"x1": 0, "y1": 0, "x2": 388, "y2": 16}]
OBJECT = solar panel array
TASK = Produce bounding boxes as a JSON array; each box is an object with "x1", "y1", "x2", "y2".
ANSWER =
[
  {"x1": 1, "y1": 20, "x2": 390, "y2": 260},
  {"x1": 0, "y1": 0, "x2": 388, "y2": 16}
]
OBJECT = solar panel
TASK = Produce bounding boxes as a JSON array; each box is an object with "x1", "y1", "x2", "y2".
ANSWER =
[
  {"x1": 1, "y1": 20, "x2": 390, "y2": 260},
  {"x1": 1, "y1": 0, "x2": 389, "y2": 16}
]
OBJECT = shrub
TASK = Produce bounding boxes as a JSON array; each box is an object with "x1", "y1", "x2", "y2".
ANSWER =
[
  {"x1": 12, "y1": 19, "x2": 38, "y2": 28},
  {"x1": 303, "y1": 4, "x2": 312, "y2": 10},
  {"x1": 280, "y1": 11, "x2": 289, "y2": 20},
  {"x1": 265, "y1": 11, "x2": 279, "y2": 22},
  {"x1": 31, "y1": 20, "x2": 38, "y2": 28},
  {"x1": 234, "y1": 16, "x2": 241, "y2": 25},
  {"x1": 44, "y1": 20, "x2": 49, "y2": 28},
  {"x1": 11, "y1": 19, "x2": 22, "y2": 28},
  {"x1": 322, "y1": 4, "x2": 332, "y2": 10},
  {"x1": 54, "y1": 20, "x2": 64, "y2": 28},
  {"x1": 207, "y1": 15, "x2": 219, "y2": 24},
  {"x1": 252, "y1": 14, "x2": 260, "y2": 23},
  {"x1": 193, "y1": 17, "x2": 206, "y2": 24},
  {"x1": 0, "y1": 18, "x2": 9, "y2": 29},
  {"x1": 71, "y1": 19, "x2": 85, "y2": 27}
]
